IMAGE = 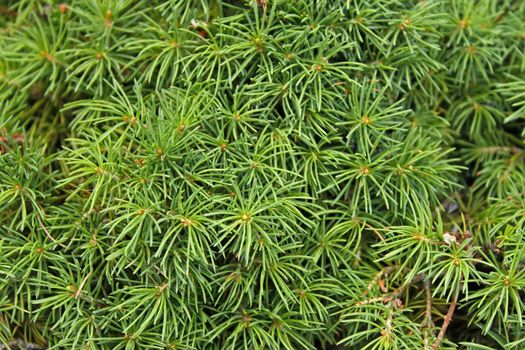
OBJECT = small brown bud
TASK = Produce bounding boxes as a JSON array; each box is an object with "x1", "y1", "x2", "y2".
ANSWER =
[
  {"x1": 39, "y1": 50, "x2": 54, "y2": 61},
  {"x1": 180, "y1": 217, "x2": 192, "y2": 227},
  {"x1": 399, "y1": 18, "x2": 411, "y2": 31},
  {"x1": 58, "y1": 3, "x2": 68, "y2": 14},
  {"x1": 104, "y1": 10, "x2": 112, "y2": 28},
  {"x1": 466, "y1": 45, "x2": 476, "y2": 55},
  {"x1": 504, "y1": 276, "x2": 511, "y2": 287},
  {"x1": 360, "y1": 166, "x2": 370, "y2": 175}
]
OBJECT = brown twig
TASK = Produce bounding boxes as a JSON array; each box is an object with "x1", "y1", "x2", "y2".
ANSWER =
[
  {"x1": 356, "y1": 294, "x2": 404, "y2": 309},
  {"x1": 75, "y1": 272, "x2": 92, "y2": 299},
  {"x1": 154, "y1": 264, "x2": 168, "y2": 279},
  {"x1": 423, "y1": 279, "x2": 434, "y2": 329},
  {"x1": 365, "y1": 266, "x2": 397, "y2": 294},
  {"x1": 356, "y1": 296, "x2": 389, "y2": 306},
  {"x1": 381, "y1": 308, "x2": 393, "y2": 339},
  {"x1": 478, "y1": 145, "x2": 523, "y2": 155},
  {"x1": 0, "y1": 339, "x2": 44, "y2": 349},
  {"x1": 431, "y1": 296, "x2": 457, "y2": 350},
  {"x1": 36, "y1": 213, "x2": 67, "y2": 249},
  {"x1": 423, "y1": 278, "x2": 435, "y2": 349},
  {"x1": 364, "y1": 222, "x2": 385, "y2": 241}
]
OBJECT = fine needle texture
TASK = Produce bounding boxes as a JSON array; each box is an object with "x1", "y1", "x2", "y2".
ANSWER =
[{"x1": 0, "y1": 1, "x2": 525, "y2": 349}]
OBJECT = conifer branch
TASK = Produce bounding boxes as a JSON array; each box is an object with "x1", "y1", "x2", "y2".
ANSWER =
[{"x1": 1, "y1": 1, "x2": 524, "y2": 349}]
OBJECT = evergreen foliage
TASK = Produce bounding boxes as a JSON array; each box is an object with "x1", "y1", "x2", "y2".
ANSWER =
[{"x1": 0, "y1": 0, "x2": 524, "y2": 349}]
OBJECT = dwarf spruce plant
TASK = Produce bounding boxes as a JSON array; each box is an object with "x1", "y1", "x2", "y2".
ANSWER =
[{"x1": 0, "y1": 0, "x2": 525, "y2": 349}]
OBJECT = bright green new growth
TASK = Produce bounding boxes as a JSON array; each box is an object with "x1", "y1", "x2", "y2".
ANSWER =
[{"x1": 0, "y1": 0, "x2": 524, "y2": 349}]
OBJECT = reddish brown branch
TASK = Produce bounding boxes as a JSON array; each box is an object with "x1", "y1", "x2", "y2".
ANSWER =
[
  {"x1": 364, "y1": 222, "x2": 385, "y2": 241},
  {"x1": 423, "y1": 278, "x2": 435, "y2": 349},
  {"x1": 424, "y1": 279, "x2": 434, "y2": 329},
  {"x1": 431, "y1": 296, "x2": 457, "y2": 350}
]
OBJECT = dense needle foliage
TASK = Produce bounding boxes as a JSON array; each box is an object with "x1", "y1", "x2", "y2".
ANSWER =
[{"x1": 1, "y1": 0, "x2": 525, "y2": 349}]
